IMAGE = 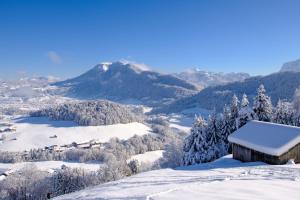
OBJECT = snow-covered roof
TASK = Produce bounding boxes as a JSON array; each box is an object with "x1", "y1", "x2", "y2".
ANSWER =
[{"x1": 228, "y1": 120, "x2": 300, "y2": 156}]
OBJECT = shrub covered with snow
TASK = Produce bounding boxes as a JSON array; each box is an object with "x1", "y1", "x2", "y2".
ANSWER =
[{"x1": 0, "y1": 164, "x2": 51, "y2": 200}]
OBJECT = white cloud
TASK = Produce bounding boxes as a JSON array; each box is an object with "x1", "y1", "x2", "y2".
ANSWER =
[
  {"x1": 46, "y1": 51, "x2": 62, "y2": 64},
  {"x1": 119, "y1": 59, "x2": 151, "y2": 71}
]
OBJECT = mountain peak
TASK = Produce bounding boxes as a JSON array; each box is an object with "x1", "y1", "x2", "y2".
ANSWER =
[
  {"x1": 54, "y1": 61, "x2": 197, "y2": 105},
  {"x1": 280, "y1": 59, "x2": 300, "y2": 72},
  {"x1": 93, "y1": 61, "x2": 151, "y2": 74}
]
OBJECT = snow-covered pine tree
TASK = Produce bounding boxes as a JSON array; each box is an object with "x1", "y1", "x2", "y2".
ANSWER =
[
  {"x1": 274, "y1": 100, "x2": 294, "y2": 125},
  {"x1": 206, "y1": 112, "x2": 226, "y2": 160},
  {"x1": 206, "y1": 112, "x2": 219, "y2": 146},
  {"x1": 182, "y1": 116, "x2": 209, "y2": 165},
  {"x1": 237, "y1": 94, "x2": 255, "y2": 128},
  {"x1": 253, "y1": 84, "x2": 273, "y2": 122},
  {"x1": 230, "y1": 94, "x2": 240, "y2": 132},
  {"x1": 221, "y1": 105, "x2": 233, "y2": 153}
]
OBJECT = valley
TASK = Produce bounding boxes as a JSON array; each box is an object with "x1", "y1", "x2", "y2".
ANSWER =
[{"x1": 1, "y1": 57, "x2": 300, "y2": 200}]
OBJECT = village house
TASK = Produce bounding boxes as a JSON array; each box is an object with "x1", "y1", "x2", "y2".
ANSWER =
[
  {"x1": 228, "y1": 120, "x2": 300, "y2": 164},
  {"x1": 77, "y1": 142, "x2": 91, "y2": 149}
]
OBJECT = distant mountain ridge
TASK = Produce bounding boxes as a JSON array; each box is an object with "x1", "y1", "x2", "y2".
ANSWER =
[
  {"x1": 175, "y1": 68, "x2": 250, "y2": 88},
  {"x1": 54, "y1": 61, "x2": 198, "y2": 105},
  {"x1": 156, "y1": 71, "x2": 300, "y2": 114},
  {"x1": 280, "y1": 59, "x2": 300, "y2": 72}
]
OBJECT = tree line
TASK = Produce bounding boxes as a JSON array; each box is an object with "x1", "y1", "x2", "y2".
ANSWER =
[
  {"x1": 183, "y1": 85, "x2": 300, "y2": 165},
  {"x1": 30, "y1": 100, "x2": 143, "y2": 126}
]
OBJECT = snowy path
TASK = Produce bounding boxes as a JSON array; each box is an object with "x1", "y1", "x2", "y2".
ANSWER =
[{"x1": 55, "y1": 155, "x2": 300, "y2": 200}]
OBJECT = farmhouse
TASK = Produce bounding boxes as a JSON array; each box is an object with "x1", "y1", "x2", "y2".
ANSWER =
[{"x1": 228, "y1": 120, "x2": 300, "y2": 164}]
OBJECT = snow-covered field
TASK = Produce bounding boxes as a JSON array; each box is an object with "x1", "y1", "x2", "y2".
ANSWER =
[
  {"x1": 55, "y1": 155, "x2": 300, "y2": 200},
  {"x1": 0, "y1": 117, "x2": 152, "y2": 152},
  {"x1": 128, "y1": 150, "x2": 164, "y2": 164},
  {"x1": 168, "y1": 114, "x2": 194, "y2": 133}
]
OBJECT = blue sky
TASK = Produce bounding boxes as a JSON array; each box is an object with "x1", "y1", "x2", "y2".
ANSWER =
[{"x1": 0, "y1": 0, "x2": 300, "y2": 79}]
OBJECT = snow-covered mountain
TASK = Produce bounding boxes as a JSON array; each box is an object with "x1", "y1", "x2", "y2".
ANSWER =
[
  {"x1": 280, "y1": 59, "x2": 300, "y2": 72},
  {"x1": 54, "y1": 61, "x2": 198, "y2": 105},
  {"x1": 175, "y1": 68, "x2": 250, "y2": 88},
  {"x1": 156, "y1": 71, "x2": 300, "y2": 113}
]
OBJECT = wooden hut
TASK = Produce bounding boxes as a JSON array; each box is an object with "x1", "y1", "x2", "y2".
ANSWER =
[{"x1": 228, "y1": 120, "x2": 300, "y2": 165}]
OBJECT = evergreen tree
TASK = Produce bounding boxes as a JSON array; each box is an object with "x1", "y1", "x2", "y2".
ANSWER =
[
  {"x1": 237, "y1": 94, "x2": 255, "y2": 128},
  {"x1": 206, "y1": 112, "x2": 221, "y2": 146},
  {"x1": 206, "y1": 112, "x2": 225, "y2": 160},
  {"x1": 183, "y1": 113, "x2": 228, "y2": 166},
  {"x1": 182, "y1": 116, "x2": 209, "y2": 165},
  {"x1": 274, "y1": 100, "x2": 294, "y2": 125},
  {"x1": 221, "y1": 105, "x2": 233, "y2": 153},
  {"x1": 230, "y1": 94, "x2": 240, "y2": 132},
  {"x1": 253, "y1": 84, "x2": 273, "y2": 122}
]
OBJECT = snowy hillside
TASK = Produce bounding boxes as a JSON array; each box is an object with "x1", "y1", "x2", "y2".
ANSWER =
[
  {"x1": 0, "y1": 117, "x2": 151, "y2": 152},
  {"x1": 157, "y1": 71, "x2": 300, "y2": 113},
  {"x1": 280, "y1": 59, "x2": 300, "y2": 72},
  {"x1": 31, "y1": 100, "x2": 142, "y2": 126},
  {"x1": 176, "y1": 68, "x2": 250, "y2": 88},
  {"x1": 54, "y1": 155, "x2": 300, "y2": 200},
  {"x1": 54, "y1": 61, "x2": 198, "y2": 105},
  {"x1": 128, "y1": 150, "x2": 164, "y2": 164}
]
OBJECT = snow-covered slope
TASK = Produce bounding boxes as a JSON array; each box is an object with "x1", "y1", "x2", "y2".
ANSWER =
[
  {"x1": 54, "y1": 155, "x2": 300, "y2": 200},
  {"x1": 168, "y1": 114, "x2": 194, "y2": 133},
  {"x1": 54, "y1": 61, "x2": 198, "y2": 105},
  {"x1": 128, "y1": 150, "x2": 164, "y2": 164},
  {"x1": 157, "y1": 71, "x2": 300, "y2": 113},
  {"x1": 176, "y1": 68, "x2": 250, "y2": 88},
  {"x1": 280, "y1": 59, "x2": 300, "y2": 72},
  {"x1": 0, "y1": 117, "x2": 151, "y2": 152}
]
